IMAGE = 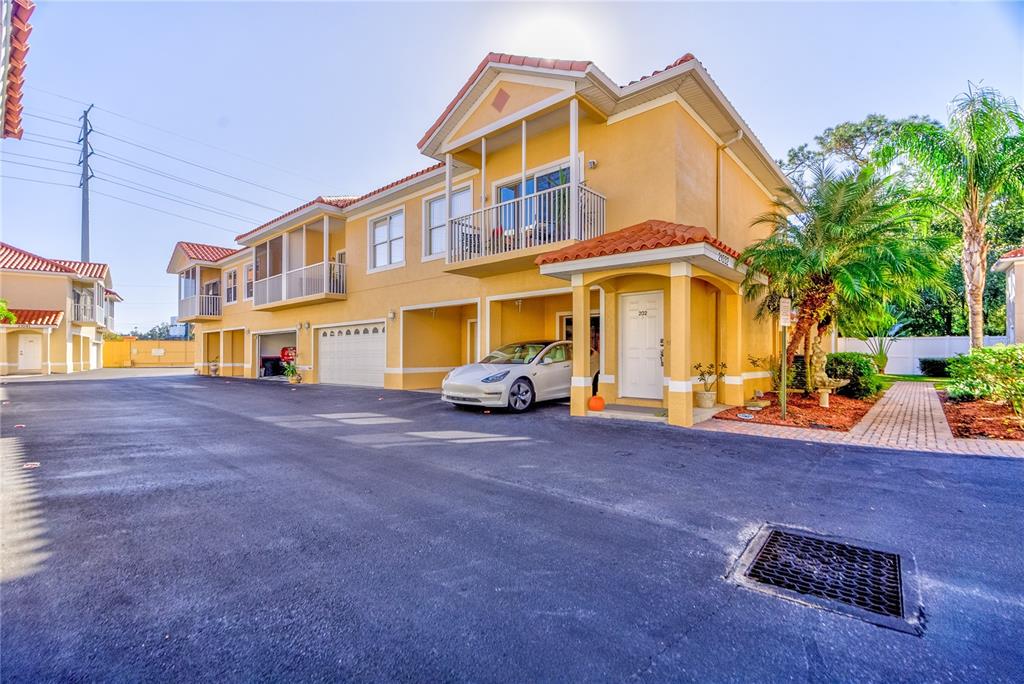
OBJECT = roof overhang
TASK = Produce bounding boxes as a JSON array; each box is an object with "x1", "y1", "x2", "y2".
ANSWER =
[
  {"x1": 539, "y1": 242, "x2": 748, "y2": 283},
  {"x1": 342, "y1": 166, "x2": 448, "y2": 217},
  {"x1": 994, "y1": 255, "x2": 1024, "y2": 273},
  {"x1": 235, "y1": 203, "x2": 346, "y2": 247}
]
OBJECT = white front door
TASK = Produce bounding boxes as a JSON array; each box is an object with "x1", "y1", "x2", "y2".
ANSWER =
[
  {"x1": 18, "y1": 335, "x2": 42, "y2": 371},
  {"x1": 619, "y1": 292, "x2": 664, "y2": 399},
  {"x1": 89, "y1": 341, "x2": 98, "y2": 370}
]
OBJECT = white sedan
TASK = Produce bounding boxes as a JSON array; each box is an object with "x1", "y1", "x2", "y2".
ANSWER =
[{"x1": 442, "y1": 340, "x2": 598, "y2": 412}]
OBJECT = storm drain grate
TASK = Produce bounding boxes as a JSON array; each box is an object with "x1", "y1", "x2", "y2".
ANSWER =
[{"x1": 731, "y1": 525, "x2": 923, "y2": 635}]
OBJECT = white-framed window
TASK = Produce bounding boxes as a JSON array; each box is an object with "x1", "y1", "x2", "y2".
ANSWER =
[
  {"x1": 224, "y1": 269, "x2": 238, "y2": 304},
  {"x1": 369, "y1": 210, "x2": 404, "y2": 270},
  {"x1": 243, "y1": 263, "x2": 254, "y2": 300},
  {"x1": 423, "y1": 186, "x2": 472, "y2": 259},
  {"x1": 335, "y1": 250, "x2": 346, "y2": 264}
]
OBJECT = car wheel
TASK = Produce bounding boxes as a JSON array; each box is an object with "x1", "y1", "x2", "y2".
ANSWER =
[{"x1": 507, "y1": 378, "x2": 535, "y2": 412}]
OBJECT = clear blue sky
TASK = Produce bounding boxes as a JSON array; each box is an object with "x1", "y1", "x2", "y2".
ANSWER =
[{"x1": 2, "y1": 1, "x2": 1021, "y2": 332}]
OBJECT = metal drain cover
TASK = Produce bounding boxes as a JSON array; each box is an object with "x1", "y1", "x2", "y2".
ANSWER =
[{"x1": 730, "y1": 525, "x2": 923, "y2": 635}]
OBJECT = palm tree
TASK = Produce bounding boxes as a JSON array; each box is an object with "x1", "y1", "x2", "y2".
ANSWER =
[
  {"x1": 740, "y1": 165, "x2": 951, "y2": 366},
  {"x1": 885, "y1": 85, "x2": 1024, "y2": 347}
]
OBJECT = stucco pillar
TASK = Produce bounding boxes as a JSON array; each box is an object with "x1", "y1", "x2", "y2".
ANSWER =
[
  {"x1": 570, "y1": 277, "x2": 590, "y2": 417},
  {"x1": 718, "y1": 292, "x2": 745, "y2": 406},
  {"x1": 597, "y1": 282, "x2": 618, "y2": 399},
  {"x1": 667, "y1": 264, "x2": 694, "y2": 427}
]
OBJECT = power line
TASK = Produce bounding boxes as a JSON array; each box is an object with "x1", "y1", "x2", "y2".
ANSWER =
[
  {"x1": 27, "y1": 84, "x2": 329, "y2": 184},
  {"x1": 1, "y1": 175, "x2": 79, "y2": 188},
  {"x1": 23, "y1": 131, "x2": 79, "y2": 145},
  {"x1": 94, "y1": 174, "x2": 258, "y2": 223},
  {"x1": 17, "y1": 137, "x2": 81, "y2": 153},
  {"x1": 93, "y1": 150, "x2": 285, "y2": 212},
  {"x1": 23, "y1": 112, "x2": 82, "y2": 129},
  {"x1": 90, "y1": 189, "x2": 236, "y2": 234},
  {"x1": 3, "y1": 159, "x2": 81, "y2": 175},
  {"x1": 92, "y1": 129, "x2": 307, "y2": 201},
  {"x1": 2, "y1": 151, "x2": 79, "y2": 166}
]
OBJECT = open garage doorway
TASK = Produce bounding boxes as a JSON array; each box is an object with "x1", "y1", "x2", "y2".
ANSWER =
[
  {"x1": 256, "y1": 331, "x2": 297, "y2": 379},
  {"x1": 400, "y1": 300, "x2": 479, "y2": 390}
]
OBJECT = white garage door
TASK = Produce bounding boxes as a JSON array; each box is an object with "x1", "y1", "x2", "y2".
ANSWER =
[{"x1": 318, "y1": 322, "x2": 386, "y2": 387}]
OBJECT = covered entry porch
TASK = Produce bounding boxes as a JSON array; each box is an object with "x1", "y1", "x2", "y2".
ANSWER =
[{"x1": 538, "y1": 220, "x2": 772, "y2": 427}]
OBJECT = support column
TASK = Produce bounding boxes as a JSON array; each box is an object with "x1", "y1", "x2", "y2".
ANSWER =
[
  {"x1": 218, "y1": 330, "x2": 224, "y2": 377},
  {"x1": 597, "y1": 282, "x2": 618, "y2": 399},
  {"x1": 520, "y1": 120, "x2": 527, "y2": 195},
  {"x1": 445, "y1": 152, "x2": 454, "y2": 259},
  {"x1": 45, "y1": 328, "x2": 52, "y2": 375},
  {"x1": 479, "y1": 140, "x2": 486, "y2": 209},
  {"x1": 282, "y1": 233, "x2": 290, "y2": 300},
  {"x1": 322, "y1": 215, "x2": 330, "y2": 293},
  {"x1": 719, "y1": 291, "x2": 745, "y2": 405},
  {"x1": 667, "y1": 264, "x2": 694, "y2": 427},
  {"x1": 568, "y1": 98, "x2": 580, "y2": 240},
  {"x1": 570, "y1": 275, "x2": 590, "y2": 417}
]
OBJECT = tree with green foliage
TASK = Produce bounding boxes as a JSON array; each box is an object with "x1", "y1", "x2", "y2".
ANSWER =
[
  {"x1": 882, "y1": 85, "x2": 1024, "y2": 348},
  {"x1": 0, "y1": 299, "x2": 15, "y2": 324},
  {"x1": 740, "y1": 165, "x2": 951, "y2": 369}
]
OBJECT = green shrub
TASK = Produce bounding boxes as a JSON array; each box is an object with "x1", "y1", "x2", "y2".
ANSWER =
[
  {"x1": 948, "y1": 344, "x2": 1024, "y2": 415},
  {"x1": 918, "y1": 357, "x2": 951, "y2": 377},
  {"x1": 826, "y1": 352, "x2": 883, "y2": 399},
  {"x1": 946, "y1": 378, "x2": 993, "y2": 402},
  {"x1": 791, "y1": 356, "x2": 807, "y2": 392}
]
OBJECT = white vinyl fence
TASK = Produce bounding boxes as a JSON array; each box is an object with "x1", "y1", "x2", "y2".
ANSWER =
[{"x1": 836, "y1": 336, "x2": 1009, "y2": 375}]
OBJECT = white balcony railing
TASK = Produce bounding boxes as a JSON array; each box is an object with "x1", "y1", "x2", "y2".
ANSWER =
[
  {"x1": 72, "y1": 303, "x2": 104, "y2": 324},
  {"x1": 447, "y1": 183, "x2": 605, "y2": 264},
  {"x1": 254, "y1": 261, "x2": 345, "y2": 307},
  {"x1": 178, "y1": 294, "x2": 221, "y2": 319}
]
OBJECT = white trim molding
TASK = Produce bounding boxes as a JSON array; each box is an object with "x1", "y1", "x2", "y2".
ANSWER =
[{"x1": 667, "y1": 380, "x2": 693, "y2": 393}]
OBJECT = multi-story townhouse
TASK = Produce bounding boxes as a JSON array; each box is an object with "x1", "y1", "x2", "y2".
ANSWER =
[
  {"x1": 0, "y1": 242, "x2": 120, "y2": 375},
  {"x1": 168, "y1": 52, "x2": 795, "y2": 427}
]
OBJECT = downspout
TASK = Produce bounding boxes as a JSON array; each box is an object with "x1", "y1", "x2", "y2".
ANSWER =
[{"x1": 715, "y1": 130, "x2": 744, "y2": 239}]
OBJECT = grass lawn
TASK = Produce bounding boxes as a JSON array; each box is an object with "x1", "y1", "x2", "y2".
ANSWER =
[{"x1": 880, "y1": 374, "x2": 950, "y2": 390}]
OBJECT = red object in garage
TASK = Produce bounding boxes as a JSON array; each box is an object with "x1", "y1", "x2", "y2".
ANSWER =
[{"x1": 280, "y1": 346, "x2": 297, "y2": 362}]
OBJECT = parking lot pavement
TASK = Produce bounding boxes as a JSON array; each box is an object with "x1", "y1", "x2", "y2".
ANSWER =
[{"x1": 2, "y1": 374, "x2": 1023, "y2": 681}]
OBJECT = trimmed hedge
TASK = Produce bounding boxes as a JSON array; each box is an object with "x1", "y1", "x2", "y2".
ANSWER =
[
  {"x1": 918, "y1": 357, "x2": 951, "y2": 377},
  {"x1": 947, "y1": 344, "x2": 1024, "y2": 415},
  {"x1": 826, "y1": 352, "x2": 883, "y2": 399}
]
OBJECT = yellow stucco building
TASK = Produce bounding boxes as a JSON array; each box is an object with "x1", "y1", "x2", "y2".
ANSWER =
[
  {"x1": 167, "y1": 52, "x2": 793, "y2": 427},
  {"x1": 1, "y1": 242, "x2": 120, "y2": 375}
]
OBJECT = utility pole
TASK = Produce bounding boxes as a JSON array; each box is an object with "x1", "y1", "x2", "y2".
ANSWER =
[{"x1": 78, "y1": 105, "x2": 95, "y2": 262}]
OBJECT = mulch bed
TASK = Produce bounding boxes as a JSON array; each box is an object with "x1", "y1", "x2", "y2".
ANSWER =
[
  {"x1": 938, "y1": 393, "x2": 1024, "y2": 441},
  {"x1": 714, "y1": 391, "x2": 877, "y2": 432}
]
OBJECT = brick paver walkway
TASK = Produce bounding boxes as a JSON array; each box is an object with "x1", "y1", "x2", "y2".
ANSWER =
[{"x1": 694, "y1": 381, "x2": 1024, "y2": 457}]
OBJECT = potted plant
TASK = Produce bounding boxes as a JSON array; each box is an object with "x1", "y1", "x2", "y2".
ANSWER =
[
  {"x1": 209, "y1": 357, "x2": 220, "y2": 377},
  {"x1": 692, "y1": 362, "x2": 727, "y2": 408},
  {"x1": 283, "y1": 361, "x2": 301, "y2": 384}
]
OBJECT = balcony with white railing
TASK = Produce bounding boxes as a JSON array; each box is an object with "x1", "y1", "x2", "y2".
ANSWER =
[
  {"x1": 178, "y1": 294, "x2": 222, "y2": 321},
  {"x1": 446, "y1": 182, "x2": 605, "y2": 275},
  {"x1": 253, "y1": 261, "x2": 346, "y2": 310},
  {"x1": 72, "y1": 303, "x2": 105, "y2": 325}
]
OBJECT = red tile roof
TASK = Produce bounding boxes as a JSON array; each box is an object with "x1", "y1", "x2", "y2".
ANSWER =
[
  {"x1": 625, "y1": 53, "x2": 696, "y2": 86},
  {"x1": 235, "y1": 165, "x2": 444, "y2": 241},
  {"x1": 52, "y1": 259, "x2": 109, "y2": 279},
  {"x1": 1001, "y1": 247, "x2": 1024, "y2": 260},
  {"x1": 7, "y1": 309, "x2": 63, "y2": 326},
  {"x1": 0, "y1": 241, "x2": 77, "y2": 274},
  {"x1": 2, "y1": 0, "x2": 34, "y2": 139},
  {"x1": 535, "y1": 219, "x2": 741, "y2": 265},
  {"x1": 104, "y1": 288, "x2": 122, "y2": 301},
  {"x1": 176, "y1": 241, "x2": 242, "y2": 263},
  {"x1": 418, "y1": 53, "x2": 593, "y2": 149},
  {"x1": 235, "y1": 196, "x2": 357, "y2": 241}
]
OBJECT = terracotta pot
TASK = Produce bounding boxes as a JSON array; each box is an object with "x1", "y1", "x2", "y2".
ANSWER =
[
  {"x1": 588, "y1": 395, "x2": 606, "y2": 411},
  {"x1": 695, "y1": 390, "x2": 717, "y2": 408},
  {"x1": 288, "y1": 375, "x2": 301, "y2": 384}
]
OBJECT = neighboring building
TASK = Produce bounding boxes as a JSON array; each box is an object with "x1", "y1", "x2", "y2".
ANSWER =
[
  {"x1": 1, "y1": 0, "x2": 34, "y2": 139},
  {"x1": 0, "y1": 242, "x2": 120, "y2": 375},
  {"x1": 995, "y1": 247, "x2": 1024, "y2": 344},
  {"x1": 167, "y1": 52, "x2": 794, "y2": 427}
]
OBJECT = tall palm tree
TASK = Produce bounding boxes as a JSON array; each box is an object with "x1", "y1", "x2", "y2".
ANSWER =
[
  {"x1": 740, "y1": 165, "x2": 950, "y2": 364},
  {"x1": 886, "y1": 85, "x2": 1024, "y2": 347}
]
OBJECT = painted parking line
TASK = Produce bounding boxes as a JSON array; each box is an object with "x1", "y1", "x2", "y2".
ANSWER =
[
  {"x1": 340, "y1": 417, "x2": 412, "y2": 425},
  {"x1": 315, "y1": 412, "x2": 383, "y2": 419},
  {"x1": 406, "y1": 431, "x2": 497, "y2": 440},
  {"x1": 450, "y1": 436, "x2": 530, "y2": 444},
  {"x1": 336, "y1": 434, "x2": 432, "y2": 449}
]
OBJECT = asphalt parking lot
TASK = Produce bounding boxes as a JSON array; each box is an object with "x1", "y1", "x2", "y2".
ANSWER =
[{"x1": 2, "y1": 372, "x2": 1023, "y2": 681}]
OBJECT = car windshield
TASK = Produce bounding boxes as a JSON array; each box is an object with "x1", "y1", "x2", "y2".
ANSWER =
[{"x1": 481, "y1": 343, "x2": 548, "y2": 365}]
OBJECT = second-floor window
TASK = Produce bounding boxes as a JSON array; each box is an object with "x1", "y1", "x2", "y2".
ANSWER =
[
  {"x1": 244, "y1": 263, "x2": 254, "y2": 300},
  {"x1": 225, "y1": 269, "x2": 238, "y2": 304},
  {"x1": 425, "y1": 187, "x2": 471, "y2": 258},
  {"x1": 371, "y1": 211, "x2": 404, "y2": 269}
]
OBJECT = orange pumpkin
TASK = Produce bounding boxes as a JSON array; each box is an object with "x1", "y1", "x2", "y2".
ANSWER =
[{"x1": 588, "y1": 395, "x2": 606, "y2": 411}]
